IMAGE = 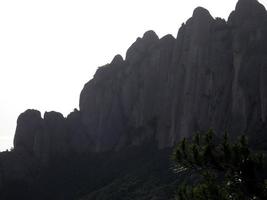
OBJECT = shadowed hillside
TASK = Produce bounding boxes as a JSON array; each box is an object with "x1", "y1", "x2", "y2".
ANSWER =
[{"x1": 1, "y1": 0, "x2": 267, "y2": 199}]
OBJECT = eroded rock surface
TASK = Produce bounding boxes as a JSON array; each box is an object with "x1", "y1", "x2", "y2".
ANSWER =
[{"x1": 12, "y1": 0, "x2": 267, "y2": 154}]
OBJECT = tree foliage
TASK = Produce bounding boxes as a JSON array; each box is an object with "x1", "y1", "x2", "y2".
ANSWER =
[{"x1": 172, "y1": 129, "x2": 267, "y2": 200}]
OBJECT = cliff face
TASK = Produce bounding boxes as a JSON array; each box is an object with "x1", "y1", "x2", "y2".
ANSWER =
[
  {"x1": 1, "y1": 0, "x2": 267, "y2": 199},
  {"x1": 79, "y1": 0, "x2": 267, "y2": 151},
  {"x1": 13, "y1": 0, "x2": 267, "y2": 155}
]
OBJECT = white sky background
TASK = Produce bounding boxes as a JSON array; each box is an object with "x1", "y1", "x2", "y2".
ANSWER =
[{"x1": 0, "y1": 0, "x2": 267, "y2": 151}]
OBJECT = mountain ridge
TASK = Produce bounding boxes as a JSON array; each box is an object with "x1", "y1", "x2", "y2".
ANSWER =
[
  {"x1": 11, "y1": 0, "x2": 267, "y2": 158},
  {"x1": 1, "y1": 1, "x2": 267, "y2": 199}
]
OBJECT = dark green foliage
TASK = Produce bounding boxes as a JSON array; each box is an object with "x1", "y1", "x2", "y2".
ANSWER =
[
  {"x1": 75, "y1": 145, "x2": 179, "y2": 200},
  {"x1": 172, "y1": 130, "x2": 267, "y2": 200},
  {"x1": 24, "y1": 143, "x2": 177, "y2": 200}
]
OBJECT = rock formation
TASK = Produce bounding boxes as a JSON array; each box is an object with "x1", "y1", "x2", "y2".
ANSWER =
[
  {"x1": 1, "y1": 0, "x2": 267, "y2": 199},
  {"x1": 12, "y1": 0, "x2": 267, "y2": 155},
  {"x1": 79, "y1": 0, "x2": 267, "y2": 151}
]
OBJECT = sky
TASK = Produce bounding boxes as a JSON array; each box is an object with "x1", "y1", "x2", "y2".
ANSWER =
[{"x1": 0, "y1": 0, "x2": 267, "y2": 151}]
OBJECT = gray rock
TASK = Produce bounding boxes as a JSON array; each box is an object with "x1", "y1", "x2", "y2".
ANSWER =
[
  {"x1": 12, "y1": 0, "x2": 267, "y2": 154},
  {"x1": 67, "y1": 109, "x2": 93, "y2": 153},
  {"x1": 79, "y1": 0, "x2": 267, "y2": 151},
  {"x1": 14, "y1": 109, "x2": 43, "y2": 153}
]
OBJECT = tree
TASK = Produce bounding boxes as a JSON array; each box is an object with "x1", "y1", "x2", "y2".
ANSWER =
[{"x1": 172, "y1": 129, "x2": 267, "y2": 200}]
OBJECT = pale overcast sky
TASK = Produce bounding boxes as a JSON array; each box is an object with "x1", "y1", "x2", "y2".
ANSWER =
[{"x1": 0, "y1": 0, "x2": 266, "y2": 151}]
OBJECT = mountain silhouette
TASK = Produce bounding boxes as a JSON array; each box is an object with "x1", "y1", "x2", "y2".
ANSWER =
[{"x1": 1, "y1": 0, "x2": 267, "y2": 199}]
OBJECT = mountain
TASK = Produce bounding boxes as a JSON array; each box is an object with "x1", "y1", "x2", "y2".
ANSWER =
[{"x1": 1, "y1": 0, "x2": 267, "y2": 199}]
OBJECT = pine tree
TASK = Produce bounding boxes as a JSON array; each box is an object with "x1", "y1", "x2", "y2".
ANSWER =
[{"x1": 172, "y1": 130, "x2": 267, "y2": 200}]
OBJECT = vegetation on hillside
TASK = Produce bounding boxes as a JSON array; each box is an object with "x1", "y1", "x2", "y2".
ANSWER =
[{"x1": 172, "y1": 130, "x2": 267, "y2": 200}]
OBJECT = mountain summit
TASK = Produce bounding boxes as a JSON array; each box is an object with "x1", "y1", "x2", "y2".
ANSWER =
[
  {"x1": 1, "y1": 0, "x2": 267, "y2": 199},
  {"x1": 12, "y1": 0, "x2": 267, "y2": 156}
]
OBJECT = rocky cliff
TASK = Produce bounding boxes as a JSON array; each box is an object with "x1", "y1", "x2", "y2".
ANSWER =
[
  {"x1": 1, "y1": 0, "x2": 267, "y2": 199},
  {"x1": 13, "y1": 0, "x2": 267, "y2": 156}
]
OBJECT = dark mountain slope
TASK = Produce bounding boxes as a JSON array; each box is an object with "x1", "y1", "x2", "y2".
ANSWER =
[
  {"x1": 1, "y1": 0, "x2": 267, "y2": 199},
  {"x1": 79, "y1": 0, "x2": 267, "y2": 152},
  {"x1": 11, "y1": 0, "x2": 267, "y2": 158}
]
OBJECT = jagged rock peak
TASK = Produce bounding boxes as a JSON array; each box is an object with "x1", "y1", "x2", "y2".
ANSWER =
[
  {"x1": 143, "y1": 30, "x2": 159, "y2": 41},
  {"x1": 44, "y1": 111, "x2": 65, "y2": 121},
  {"x1": 17, "y1": 109, "x2": 42, "y2": 121},
  {"x1": 14, "y1": 109, "x2": 43, "y2": 152},
  {"x1": 192, "y1": 7, "x2": 213, "y2": 19},
  {"x1": 125, "y1": 30, "x2": 159, "y2": 62},
  {"x1": 66, "y1": 108, "x2": 80, "y2": 120},
  {"x1": 191, "y1": 6, "x2": 214, "y2": 25},
  {"x1": 182, "y1": 6, "x2": 214, "y2": 36},
  {"x1": 160, "y1": 34, "x2": 175, "y2": 41},
  {"x1": 228, "y1": 0, "x2": 266, "y2": 23},
  {"x1": 111, "y1": 54, "x2": 124, "y2": 65},
  {"x1": 238, "y1": 0, "x2": 266, "y2": 14},
  {"x1": 235, "y1": 0, "x2": 266, "y2": 11}
]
